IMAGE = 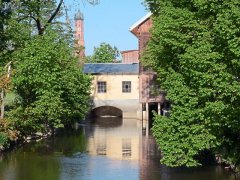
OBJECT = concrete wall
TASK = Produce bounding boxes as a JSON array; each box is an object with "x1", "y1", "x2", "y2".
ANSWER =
[
  {"x1": 90, "y1": 74, "x2": 142, "y2": 118},
  {"x1": 91, "y1": 74, "x2": 139, "y2": 100}
]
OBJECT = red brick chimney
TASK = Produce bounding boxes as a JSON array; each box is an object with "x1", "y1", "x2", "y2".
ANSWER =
[{"x1": 74, "y1": 10, "x2": 85, "y2": 58}]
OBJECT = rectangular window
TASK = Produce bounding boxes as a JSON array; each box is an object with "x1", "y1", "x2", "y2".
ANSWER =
[
  {"x1": 97, "y1": 81, "x2": 106, "y2": 93},
  {"x1": 122, "y1": 81, "x2": 131, "y2": 93}
]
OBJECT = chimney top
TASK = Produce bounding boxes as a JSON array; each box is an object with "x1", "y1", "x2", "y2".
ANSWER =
[{"x1": 74, "y1": 10, "x2": 84, "y2": 20}]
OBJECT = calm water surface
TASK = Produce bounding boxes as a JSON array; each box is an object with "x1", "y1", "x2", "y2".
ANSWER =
[{"x1": 0, "y1": 118, "x2": 235, "y2": 180}]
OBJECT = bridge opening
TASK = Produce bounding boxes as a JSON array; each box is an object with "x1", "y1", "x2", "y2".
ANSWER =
[{"x1": 91, "y1": 106, "x2": 123, "y2": 117}]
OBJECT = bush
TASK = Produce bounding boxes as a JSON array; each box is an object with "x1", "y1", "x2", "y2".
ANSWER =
[{"x1": 0, "y1": 132, "x2": 10, "y2": 150}]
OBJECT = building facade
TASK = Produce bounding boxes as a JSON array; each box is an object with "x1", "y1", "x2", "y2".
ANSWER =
[
  {"x1": 84, "y1": 63, "x2": 142, "y2": 119},
  {"x1": 79, "y1": 12, "x2": 169, "y2": 123}
]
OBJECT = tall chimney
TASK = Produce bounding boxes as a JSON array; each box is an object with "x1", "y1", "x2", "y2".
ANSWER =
[{"x1": 74, "y1": 10, "x2": 85, "y2": 58}]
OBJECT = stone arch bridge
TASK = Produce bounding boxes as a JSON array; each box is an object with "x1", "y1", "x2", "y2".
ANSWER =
[{"x1": 89, "y1": 100, "x2": 141, "y2": 119}]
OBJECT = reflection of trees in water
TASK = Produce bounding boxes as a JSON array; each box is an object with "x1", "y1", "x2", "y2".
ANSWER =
[{"x1": 0, "y1": 149, "x2": 61, "y2": 180}]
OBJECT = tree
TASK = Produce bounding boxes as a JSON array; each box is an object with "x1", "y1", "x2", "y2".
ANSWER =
[
  {"x1": 0, "y1": 62, "x2": 11, "y2": 119},
  {"x1": 0, "y1": 0, "x2": 15, "y2": 67},
  {"x1": 86, "y1": 42, "x2": 120, "y2": 63},
  {"x1": 9, "y1": 31, "x2": 91, "y2": 134},
  {"x1": 15, "y1": 0, "x2": 99, "y2": 35},
  {"x1": 143, "y1": 0, "x2": 240, "y2": 167},
  {"x1": 0, "y1": 0, "x2": 98, "y2": 149}
]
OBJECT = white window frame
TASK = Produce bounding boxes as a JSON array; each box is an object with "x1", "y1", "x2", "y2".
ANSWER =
[
  {"x1": 97, "y1": 81, "x2": 107, "y2": 93},
  {"x1": 122, "y1": 81, "x2": 131, "y2": 93}
]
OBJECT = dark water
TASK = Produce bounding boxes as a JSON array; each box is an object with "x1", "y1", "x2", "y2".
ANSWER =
[{"x1": 0, "y1": 117, "x2": 235, "y2": 180}]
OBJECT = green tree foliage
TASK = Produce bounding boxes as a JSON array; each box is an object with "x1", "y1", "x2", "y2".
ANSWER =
[
  {"x1": 15, "y1": 0, "x2": 64, "y2": 35},
  {"x1": 0, "y1": 132, "x2": 9, "y2": 150},
  {"x1": 0, "y1": 0, "x2": 11, "y2": 51},
  {"x1": 143, "y1": 0, "x2": 240, "y2": 167},
  {"x1": 0, "y1": 0, "x2": 13, "y2": 66},
  {"x1": 8, "y1": 31, "x2": 91, "y2": 135},
  {"x1": 0, "y1": 0, "x2": 95, "y2": 149},
  {"x1": 86, "y1": 42, "x2": 120, "y2": 63}
]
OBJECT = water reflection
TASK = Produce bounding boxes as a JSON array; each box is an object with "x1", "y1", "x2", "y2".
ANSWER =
[
  {"x1": 0, "y1": 146, "x2": 61, "y2": 180},
  {"x1": 0, "y1": 117, "x2": 235, "y2": 180},
  {"x1": 88, "y1": 117, "x2": 141, "y2": 160},
  {"x1": 91, "y1": 116, "x2": 123, "y2": 127}
]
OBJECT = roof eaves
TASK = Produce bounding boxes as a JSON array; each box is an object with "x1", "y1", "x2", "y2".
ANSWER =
[{"x1": 129, "y1": 12, "x2": 152, "y2": 33}]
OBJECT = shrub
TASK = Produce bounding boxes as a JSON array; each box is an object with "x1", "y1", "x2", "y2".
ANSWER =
[{"x1": 0, "y1": 132, "x2": 10, "y2": 150}]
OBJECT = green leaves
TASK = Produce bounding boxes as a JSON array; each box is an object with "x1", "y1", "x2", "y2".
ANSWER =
[
  {"x1": 144, "y1": 0, "x2": 240, "y2": 167},
  {"x1": 9, "y1": 31, "x2": 91, "y2": 133},
  {"x1": 0, "y1": 132, "x2": 10, "y2": 150},
  {"x1": 86, "y1": 42, "x2": 120, "y2": 63}
]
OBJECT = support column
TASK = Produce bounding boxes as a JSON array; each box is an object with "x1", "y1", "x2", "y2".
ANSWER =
[
  {"x1": 158, "y1": 103, "x2": 161, "y2": 115},
  {"x1": 142, "y1": 103, "x2": 145, "y2": 129},
  {"x1": 146, "y1": 102, "x2": 149, "y2": 136}
]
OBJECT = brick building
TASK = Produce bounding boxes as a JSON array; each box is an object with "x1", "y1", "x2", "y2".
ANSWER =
[
  {"x1": 129, "y1": 13, "x2": 170, "y2": 128},
  {"x1": 76, "y1": 11, "x2": 169, "y2": 124},
  {"x1": 121, "y1": 50, "x2": 139, "y2": 64}
]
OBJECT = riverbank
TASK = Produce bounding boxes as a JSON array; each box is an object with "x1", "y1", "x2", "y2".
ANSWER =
[{"x1": 0, "y1": 130, "x2": 53, "y2": 154}]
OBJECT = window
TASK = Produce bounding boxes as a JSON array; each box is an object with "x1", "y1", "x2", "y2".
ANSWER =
[
  {"x1": 97, "y1": 81, "x2": 106, "y2": 93},
  {"x1": 122, "y1": 81, "x2": 131, "y2": 93}
]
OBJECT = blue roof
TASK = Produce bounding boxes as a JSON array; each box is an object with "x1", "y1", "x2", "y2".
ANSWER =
[{"x1": 83, "y1": 63, "x2": 139, "y2": 74}]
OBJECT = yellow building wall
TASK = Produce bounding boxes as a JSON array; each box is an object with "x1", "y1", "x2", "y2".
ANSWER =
[{"x1": 91, "y1": 74, "x2": 139, "y2": 101}]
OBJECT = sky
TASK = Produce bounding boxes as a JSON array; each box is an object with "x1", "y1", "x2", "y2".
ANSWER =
[{"x1": 65, "y1": 0, "x2": 148, "y2": 56}]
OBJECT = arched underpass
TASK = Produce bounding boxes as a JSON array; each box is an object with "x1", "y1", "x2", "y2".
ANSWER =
[{"x1": 91, "y1": 106, "x2": 123, "y2": 117}]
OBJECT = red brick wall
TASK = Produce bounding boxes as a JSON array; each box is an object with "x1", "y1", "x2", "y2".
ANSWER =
[
  {"x1": 136, "y1": 18, "x2": 152, "y2": 57},
  {"x1": 75, "y1": 19, "x2": 85, "y2": 57},
  {"x1": 121, "y1": 50, "x2": 139, "y2": 63},
  {"x1": 135, "y1": 18, "x2": 157, "y2": 102}
]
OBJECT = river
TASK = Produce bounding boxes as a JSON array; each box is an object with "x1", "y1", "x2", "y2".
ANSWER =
[{"x1": 0, "y1": 117, "x2": 235, "y2": 180}]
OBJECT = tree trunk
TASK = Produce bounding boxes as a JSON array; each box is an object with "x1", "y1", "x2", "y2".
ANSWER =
[
  {"x1": 0, "y1": 62, "x2": 11, "y2": 119},
  {"x1": 0, "y1": 89, "x2": 4, "y2": 119}
]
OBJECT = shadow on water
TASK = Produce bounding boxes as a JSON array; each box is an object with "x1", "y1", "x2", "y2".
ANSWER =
[{"x1": 90, "y1": 116, "x2": 123, "y2": 127}]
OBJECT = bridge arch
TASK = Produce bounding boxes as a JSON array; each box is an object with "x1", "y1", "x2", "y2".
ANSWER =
[{"x1": 91, "y1": 106, "x2": 122, "y2": 117}]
